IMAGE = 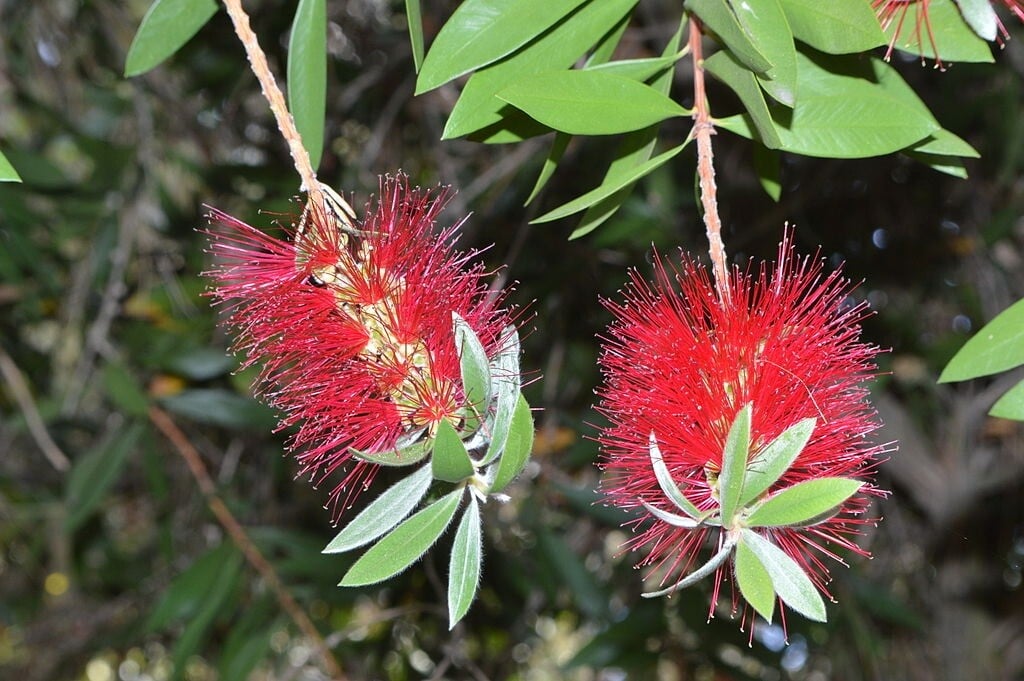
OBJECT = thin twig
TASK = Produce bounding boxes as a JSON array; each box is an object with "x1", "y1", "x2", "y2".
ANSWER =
[
  {"x1": 689, "y1": 19, "x2": 731, "y2": 303},
  {"x1": 0, "y1": 346, "x2": 71, "y2": 471},
  {"x1": 148, "y1": 406, "x2": 346, "y2": 681}
]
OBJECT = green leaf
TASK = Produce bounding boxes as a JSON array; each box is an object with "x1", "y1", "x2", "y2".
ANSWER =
[
  {"x1": 287, "y1": 0, "x2": 326, "y2": 170},
  {"x1": 447, "y1": 497, "x2": 483, "y2": 628},
  {"x1": 641, "y1": 501, "x2": 701, "y2": 528},
  {"x1": 0, "y1": 150, "x2": 21, "y2": 182},
  {"x1": 405, "y1": 0, "x2": 425, "y2": 72},
  {"x1": 124, "y1": 0, "x2": 218, "y2": 76},
  {"x1": 65, "y1": 423, "x2": 144, "y2": 531},
  {"x1": 753, "y1": 143, "x2": 782, "y2": 201},
  {"x1": 730, "y1": 0, "x2": 798, "y2": 106},
  {"x1": 571, "y1": 189, "x2": 631, "y2": 240},
  {"x1": 703, "y1": 50, "x2": 782, "y2": 149},
  {"x1": 350, "y1": 434, "x2": 432, "y2": 466},
  {"x1": 956, "y1": 0, "x2": 998, "y2": 41},
  {"x1": 159, "y1": 388, "x2": 276, "y2": 430},
  {"x1": 649, "y1": 433, "x2": 702, "y2": 519},
  {"x1": 323, "y1": 465, "x2": 434, "y2": 553},
  {"x1": 735, "y1": 539, "x2": 776, "y2": 622},
  {"x1": 442, "y1": 0, "x2": 638, "y2": 138},
  {"x1": 642, "y1": 536, "x2": 738, "y2": 598},
  {"x1": 340, "y1": 488, "x2": 463, "y2": 586},
  {"x1": 741, "y1": 528, "x2": 827, "y2": 621},
  {"x1": 584, "y1": 53, "x2": 685, "y2": 82},
  {"x1": 490, "y1": 394, "x2": 534, "y2": 493},
  {"x1": 939, "y1": 298, "x2": 1024, "y2": 381},
  {"x1": 498, "y1": 70, "x2": 689, "y2": 136},
  {"x1": 532, "y1": 143, "x2": 687, "y2": 223},
  {"x1": 881, "y1": 0, "x2": 993, "y2": 63},
  {"x1": 525, "y1": 133, "x2": 570, "y2": 205},
  {"x1": 777, "y1": 0, "x2": 886, "y2": 54},
  {"x1": 102, "y1": 362, "x2": 149, "y2": 417},
  {"x1": 746, "y1": 477, "x2": 862, "y2": 527},
  {"x1": 906, "y1": 153, "x2": 968, "y2": 179},
  {"x1": 718, "y1": 404, "x2": 752, "y2": 523},
  {"x1": 432, "y1": 419, "x2": 476, "y2": 482},
  {"x1": 739, "y1": 417, "x2": 815, "y2": 506},
  {"x1": 585, "y1": 12, "x2": 630, "y2": 67},
  {"x1": 685, "y1": 0, "x2": 773, "y2": 74},
  {"x1": 990, "y1": 378, "x2": 1024, "y2": 421},
  {"x1": 147, "y1": 543, "x2": 243, "y2": 630},
  {"x1": 481, "y1": 326, "x2": 522, "y2": 465},
  {"x1": 910, "y1": 128, "x2": 980, "y2": 158},
  {"x1": 454, "y1": 312, "x2": 492, "y2": 433},
  {"x1": 164, "y1": 347, "x2": 236, "y2": 380},
  {"x1": 416, "y1": 0, "x2": 589, "y2": 93},
  {"x1": 716, "y1": 51, "x2": 939, "y2": 159}
]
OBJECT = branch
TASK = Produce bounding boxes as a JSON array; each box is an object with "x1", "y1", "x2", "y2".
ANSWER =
[
  {"x1": 689, "y1": 19, "x2": 731, "y2": 304},
  {"x1": 148, "y1": 406, "x2": 346, "y2": 680},
  {"x1": 0, "y1": 345, "x2": 71, "y2": 471}
]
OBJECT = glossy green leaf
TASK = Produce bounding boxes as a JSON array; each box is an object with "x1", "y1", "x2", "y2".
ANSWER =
[
  {"x1": 447, "y1": 497, "x2": 482, "y2": 628},
  {"x1": 741, "y1": 528, "x2": 827, "y2": 621},
  {"x1": 585, "y1": 12, "x2": 630, "y2": 67},
  {"x1": 490, "y1": 394, "x2": 534, "y2": 493},
  {"x1": 940, "y1": 298, "x2": 1024, "y2": 381},
  {"x1": 746, "y1": 477, "x2": 862, "y2": 527},
  {"x1": 753, "y1": 143, "x2": 782, "y2": 201},
  {"x1": 323, "y1": 465, "x2": 433, "y2": 553},
  {"x1": 124, "y1": 0, "x2": 218, "y2": 76},
  {"x1": 287, "y1": 0, "x2": 326, "y2": 170},
  {"x1": 703, "y1": 50, "x2": 782, "y2": 149},
  {"x1": 956, "y1": 0, "x2": 998, "y2": 40},
  {"x1": 65, "y1": 422, "x2": 144, "y2": 531},
  {"x1": 718, "y1": 404, "x2": 752, "y2": 523},
  {"x1": 498, "y1": 70, "x2": 689, "y2": 136},
  {"x1": 911, "y1": 128, "x2": 980, "y2": 158},
  {"x1": 442, "y1": 0, "x2": 638, "y2": 138},
  {"x1": 716, "y1": 51, "x2": 939, "y2": 158},
  {"x1": 481, "y1": 326, "x2": 522, "y2": 465},
  {"x1": 881, "y1": 0, "x2": 993, "y2": 63},
  {"x1": 416, "y1": 0, "x2": 589, "y2": 94},
  {"x1": 990, "y1": 378, "x2": 1024, "y2": 421},
  {"x1": 525, "y1": 133, "x2": 569, "y2": 205},
  {"x1": 340, "y1": 488, "x2": 462, "y2": 586},
  {"x1": 0, "y1": 150, "x2": 20, "y2": 182},
  {"x1": 649, "y1": 433, "x2": 702, "y2": 519},
  {"x1": 907, "y1": 153, "x2": 968, "y2": 178},
  {"x1": 570, "y1": 189, "x2": 631, "y2": 240},
  {"x1": 777, "y1": 0, "x2": 886, "y2": 54},
  {"x1": 532, "y1": 143, "x2": 687, "y2": 223},
  {"x1": 454, "y1": 312, "x2": 492, "y2": 432},
  {"x1": 739, "y1": 417, "x2": 815, "y2": 506},
  {"x1": 584, "y1": 53, "x2": 685, "y2": 82},
  {"x1": 735, "y1": 539, "x2": 776, "y2": 622},
  {"x1": 730, "y1": 0, "x2": 798, "y2": 106},
  {"x1": 351, "y1": 434, "x2": 432, "y2": 467},
  {"x1": 405, "y1": 0, "x2": 425, "y2": 72},
  {"x1": 432, "y1": 419, "x2": 476, "y2": 483},
  {"x1": 685, "y1": 0, "x2": 772, "y2": 74}
]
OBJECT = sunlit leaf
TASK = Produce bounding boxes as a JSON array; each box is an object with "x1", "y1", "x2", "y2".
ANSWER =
[
  {"x1": 0, "y1": 150, "x2": 21, "y2": 182},
  {"x1": 685, "y1": 0, "x2": 773, "y2": 74},
  {"x1": 881, "y1": 0, "x2": 993, "y2": 63},
  {"x1": 718, "y1": 404, "x2": 752, "y2": 523},
  {"x1": 432, "y1": 419, "x2": 476, "y2": 483},
  {"x1": 956, "y1": 0, "x2": 998, "y2": 41},
  {"x1": 990, "y1": 378, "x2": 1024, "y2": 421},
  {"x1": 447, "y1": 497, "x2": 482, "y2": 628},
  {"x1": 735, "y1": 539, "x2": 776, "y2": 622},
  {"x1": 703, "y1": 50, "x2": 782, "y2": 149},
  {"x1": 481, "y1": 326, "x2": 522, "y2": 465},
  {"x1": 351, "y1": 435, "x2": 432, "y2": 467},
  {"x1": 739, "y1": 417, "x2": 815, "y2": 506},
  {"x1": 649, "y1": 432, "x2": 702, "y2": 519},
  {"x1": 124, "y1": 0, "x2": 218, "y2": 76},
  {"x1": 490, "y1": 394, "x2": 534, "y2": 493},
  {"x1": 454, "y1": 312, "x2": 492, "y2": 434},
  {"x1": 746, "y1": 477, "x2": 862, "y2": 527},
  {"x1": 741, "y1": 528, "x2": 826, "y2": 621},
  {"x1": 730, "y1": 0, "x2": 798, "y2": 106},
  {"x1": 939, "y1": 298, "x2": 1024, "y2": 381},
  {"x1": 287, "y1": 0, "x2": 326, "y2": 169},
  {"x1": 777, "y1": 0, "x2": 886, "y2": 54}
]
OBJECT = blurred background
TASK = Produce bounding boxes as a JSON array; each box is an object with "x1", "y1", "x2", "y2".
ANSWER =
[{"x1": 2, "y1": 1, "x2": 1024, "y2": 679}]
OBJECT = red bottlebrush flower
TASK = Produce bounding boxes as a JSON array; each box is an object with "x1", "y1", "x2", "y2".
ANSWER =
[
  {"x1": 597, "y1": 236, "x2": 888, "y2": 624},
  {"x1": 874, "y1": 0, "x2": 943, "y2": 67},
  {"x1": 204, "y1": 174, "x2": 513, "y2": 514}
]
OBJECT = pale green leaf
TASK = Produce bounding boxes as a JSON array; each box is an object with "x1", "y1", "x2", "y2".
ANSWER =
[
  {"x1": 703, "y1": 50, "x2": 782, "y2": 149},
  {"x1": 0, "y1": 150, "x2": 21, "y2": 182},
  {"x1": 454, "y1": 312, "x2": 492, "y2": 433},
  {"x1": 649, "y1": 432, "x2": 702, "y2": 519},
  {"x1": 718, "y1": 404, "x2": 752, "y2": 524},
  {"x1": 642, "y1": 536, "x2": 737, "y2": 598},
  {"x1": 777, "y1": 0, "x2": 886, "y2": 54},
  {"x1": 735, "y1": 539, "x2": 776, "y2": 622},
  {"x1": 323, "y1": 465, "x2": 433, "y2": 553},
  {"x1": 350, "y1": 434, "x2": 432, "y2": 467},
  {"x1": 685, "y1": 0, "x2": 772, "y2": 74},
  {"x1": 432, "y1": 419, "x2": 475, "y2": 483},
  {"x1": 447, "y1": 497, "x2": 483, "y2": 628},
  {"x1": 416, "y1": 0, "x2": 589, "y2": 93},
  {"x1": 940, "y1": 298, "x2": 1024, "y2": 381},
  {"x1": 481, "y1": 326, "x2": 522, "y2": 465},
  {"x1": 642, "y1": 501, "x2": 701, "y2": 528},
  {"x1": 287, "y1": 0, "x2": 326, "y2": 169},
  {"x1": 490, "y1": 394, "x2": 533, "y2": 493},
  {"x1": 746, "y1": 477, "x2": 862, "y2": 527},
  {"x1": 990, "y1": 378, "x2": 1024, "y2": 421},
  {"x1": 956, "y1": 0, "x2": 998, "y2": 41},
  {"x1": 405, "y1": 0, "x2": 425, "y2": 72},
  {"x1": 741, "y1": 528, "x2": 827, "y2": 621},
  {"x1": 340, "y1": 488, "x2": 462, "y2": 586},
  {"x1": 739, "y1": 417, "x2": 815, "y2": 506},
  {"x1": 124, "y1": 0, "x2": 218, "y2": 76}
]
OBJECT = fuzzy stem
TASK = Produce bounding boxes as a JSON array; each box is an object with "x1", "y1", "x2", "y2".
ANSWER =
[
  {"x1": 689, "y1": 19, "x2": 731, "y2": 304},
  {"x1": 148, "y1": 406, "x2": 346, "y2": 680},
  {"x1": 221, "y1": 0, "x2": 326, "y2": 215}
]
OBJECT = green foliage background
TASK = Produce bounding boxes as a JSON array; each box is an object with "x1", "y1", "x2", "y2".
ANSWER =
[{"x1": 1, "y1": 1, "x2": 1023, "y2": 679}]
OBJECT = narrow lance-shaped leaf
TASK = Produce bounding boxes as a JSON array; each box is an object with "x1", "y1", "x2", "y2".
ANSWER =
[
  {"x1": 432, "y1": 419, "x2": 476, "y2": 483},
  {"x1": 0, "y1": 150, "x2": 21, "y2": 182},
  {"x1": 339, "y1": 488, "x2": 463, "y2": 586},
  {"x1": 287, "y1": 0, "x2": 327, "y2": 169},
  {"x1": 702, "y1": 50, "x2": 782, "y2": 149},
  {"x1": 939, "y1": 298, "x2": 1024, "y2": 382},
  {"x1": 729, "y1": 0, "x2": 797, "y2": 107},
  {"x1": 746, "y1": 477, "x2": 862, "y2": 527},
  {"x1": 684, "y1": 0, "x2": 773, "y2": 74},
  {"x1": 717, "y1": 403, "x2": 752, "y2": 524},
  {"x1": 124, "y1": 0, "x2": 218, "y2": 76},
  {"x1": 990, "y1": 378, "x2": 1024, "y2": 421},
  {"x1": 641, "y1": 501, "x2": 701, "y2": 528},
  {"x1": 490, "y1": 394, "x2": 534, "y2": 493},
  {"x1": 735, "y1": 538, "x2": 776, "y2": 622},
  {"x1": 642, "y1": 536, "x2": 738, "y2": 598},
  {"x1": 739, "y1": 417, "x2": 815, "y2": 506},
  {"x1": 405, "y1": 0, "x2": 425, "y2": 72},
  {"x1": 481, "y1": 326, "x2": 522, "y2": 465},
  {"x1": 956, "y1": 0, "x2": 999, "y2": 41},
  {"x1": 323, "y1": 464, "x2": 433, "y2": 553},
  {"x1": 741, "y1": 528, "x2": 827, "y2": 621},
  {"x1": 525, "y1": 133, "x2": 570, "y2": 206},
  {"x1": 649, "y1": 432, "x2": 701, "y2": 519},
  {"x1": 447, "y1": 497, "x2": 483, "y2": 628},
  {"x1": 454, "y1": 313, "x2": 492, "y2": 434},
  {"x1": 351, "y1": 434, "x2": 432, "y2": 467}
]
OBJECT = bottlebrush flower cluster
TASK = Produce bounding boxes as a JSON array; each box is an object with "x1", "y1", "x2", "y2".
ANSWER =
[
  {"x1": 597, "y1": 237, "x2": 888, "y2": 623},
  {"x1": 204, "y1": 175, "x2": 512, "y2": 514}
]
